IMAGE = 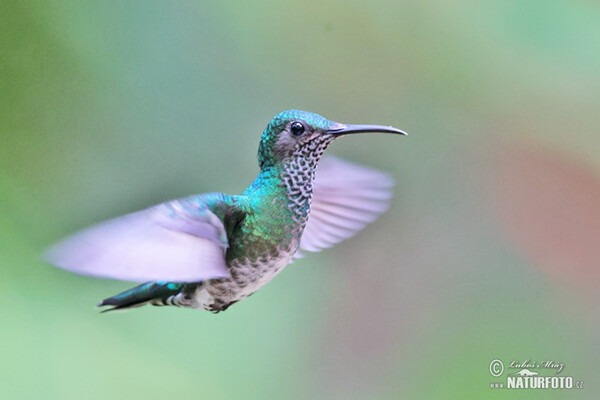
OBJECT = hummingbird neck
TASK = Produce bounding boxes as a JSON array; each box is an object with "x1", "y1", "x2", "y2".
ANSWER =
[
  {"x1": 245, "y1": 134, "x2": 335, "y2": 230},
  {"x1": 268, "y1": 135, "x2": 336, "y2": 223}
]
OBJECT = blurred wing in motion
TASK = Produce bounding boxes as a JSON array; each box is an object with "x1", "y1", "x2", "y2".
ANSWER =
[
  {"x1": 44, "y1": 196, "x2": 233, "y2": 282},
  {"x1": 297, "y1": 156, "x2": 394, "y2": 256}
]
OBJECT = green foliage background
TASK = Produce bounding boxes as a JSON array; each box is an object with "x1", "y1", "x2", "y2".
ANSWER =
[{"x1": 1, "y1": 1, "x2": 599, "y2": 399}]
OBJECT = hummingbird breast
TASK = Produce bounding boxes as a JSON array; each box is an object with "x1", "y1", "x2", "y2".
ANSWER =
[
  {"x1": 177, "y1": 135, "x2": 336, "y2": 312},
  {"x1": 196, "y1": 186, "x2": 307, "y2": 311}
]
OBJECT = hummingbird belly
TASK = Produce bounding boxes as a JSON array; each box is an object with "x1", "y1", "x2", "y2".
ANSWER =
[{"x1": 190, "y1": 251, "x2": 294, "y2": 312}]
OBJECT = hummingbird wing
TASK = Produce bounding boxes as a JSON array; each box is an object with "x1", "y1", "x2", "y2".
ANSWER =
[
  {"x1": 296, "y1": 156, "x2": 394, "y2": 256},
  {"x1": 44, "y1": 195, "x2": 234, "y2": 282}
]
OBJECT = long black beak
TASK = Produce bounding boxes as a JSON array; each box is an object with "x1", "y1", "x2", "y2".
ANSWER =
[{"x1": 326, "y1": 123, "x2": 407, "y2": 136}]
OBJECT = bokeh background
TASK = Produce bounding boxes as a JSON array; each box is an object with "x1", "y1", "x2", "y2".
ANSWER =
[{"x1": 1, "y1": 1, "x2": 599, "y2": 399}]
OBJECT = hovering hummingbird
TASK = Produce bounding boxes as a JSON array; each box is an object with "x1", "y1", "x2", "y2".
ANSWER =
[{"x1": 45, "y1": 110, "x2": 406, "y2": 312}]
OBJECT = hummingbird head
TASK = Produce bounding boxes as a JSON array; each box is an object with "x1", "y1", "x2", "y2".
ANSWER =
[{"x1": 257, "y1": 110, "x2": 406, "y2": 169}]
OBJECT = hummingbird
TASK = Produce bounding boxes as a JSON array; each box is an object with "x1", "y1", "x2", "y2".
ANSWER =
[{"x1": 45, "y1": 110, "x2": 406, "y2": 312}]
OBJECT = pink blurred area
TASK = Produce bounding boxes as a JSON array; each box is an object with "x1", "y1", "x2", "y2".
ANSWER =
[{"x1": 493, "y1": 143, "x2": 600, "y2": 286}]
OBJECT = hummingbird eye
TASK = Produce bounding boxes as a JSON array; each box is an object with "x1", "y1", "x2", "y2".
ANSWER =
[{"x1": 290, "y1": 122, "x2": 305, "y2": 136}]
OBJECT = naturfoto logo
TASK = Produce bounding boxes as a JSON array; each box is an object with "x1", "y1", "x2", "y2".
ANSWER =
[{"x1": 488, "y1": 359, "x2": 584, "y2": 390}]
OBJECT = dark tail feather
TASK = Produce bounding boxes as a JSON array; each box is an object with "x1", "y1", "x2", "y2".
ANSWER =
[{"x1": 98, "y1": 282, "x2": 183, "y2": 312}]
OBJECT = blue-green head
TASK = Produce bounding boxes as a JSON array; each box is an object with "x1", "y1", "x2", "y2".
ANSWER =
[{"x1": 257, "y1": 110, "x2": 406, "y2": 169}]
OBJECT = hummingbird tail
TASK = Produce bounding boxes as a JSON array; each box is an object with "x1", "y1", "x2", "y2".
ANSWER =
[{"x1": 98, "y1": 282, "x2": 184, "y2": 312}]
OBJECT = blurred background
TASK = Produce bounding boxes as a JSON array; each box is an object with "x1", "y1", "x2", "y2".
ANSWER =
[{"x1": 1, "y1": 1, "x2": 599, "y2": 399}]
